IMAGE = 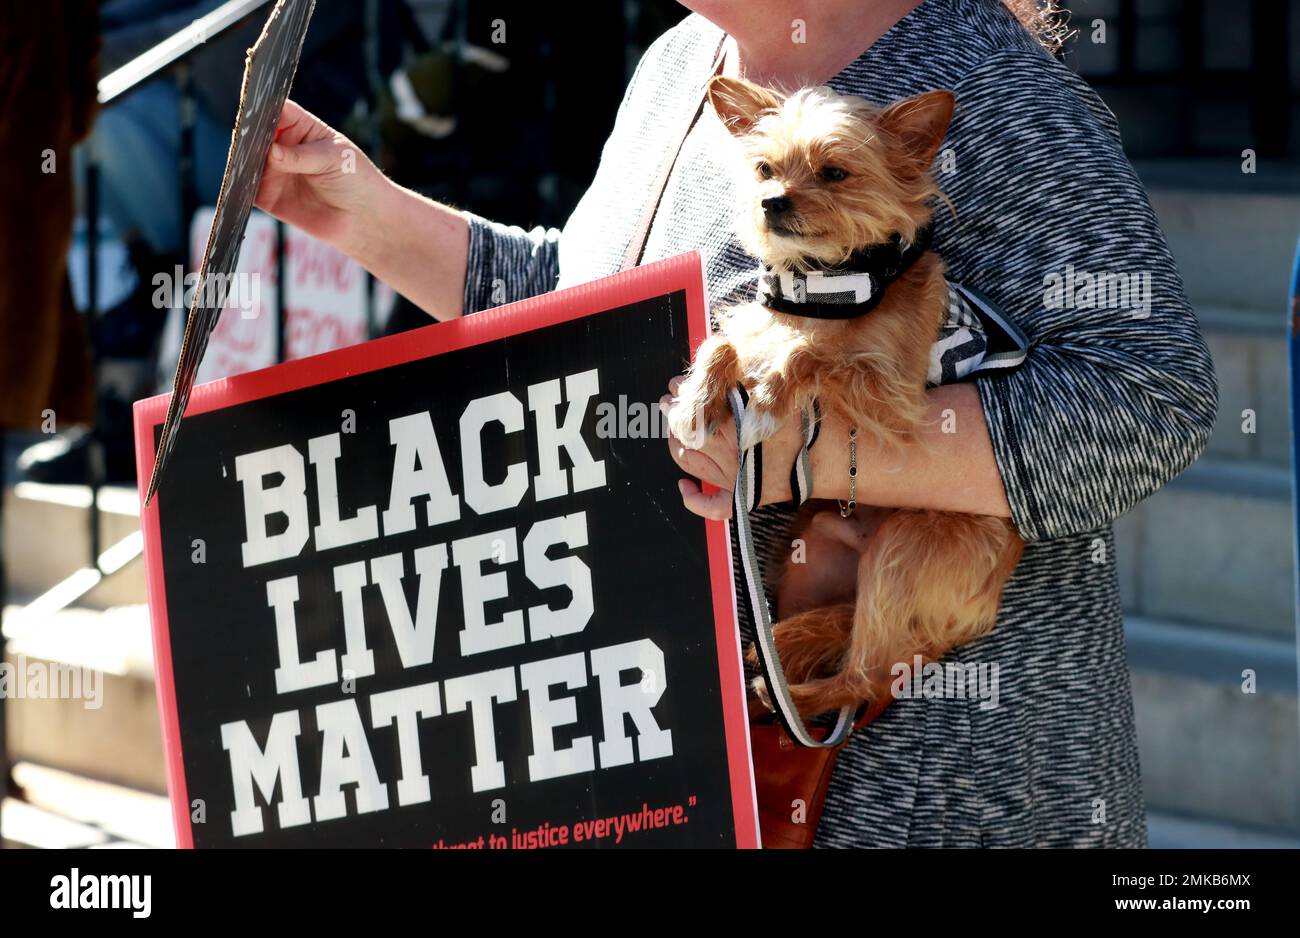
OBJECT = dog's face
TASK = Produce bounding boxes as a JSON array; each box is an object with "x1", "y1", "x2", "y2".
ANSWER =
[{"x1": 707, "y1": 77, "x2": 954, "y2": 270}]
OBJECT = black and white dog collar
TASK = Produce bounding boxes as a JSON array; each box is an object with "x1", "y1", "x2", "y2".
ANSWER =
[{"x1": 755, "y1": 226, "x2": 934, "y2": 320}]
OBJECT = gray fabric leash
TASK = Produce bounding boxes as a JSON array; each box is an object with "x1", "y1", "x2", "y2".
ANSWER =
[
  {"x1": 742, "y1": 400, "x2": 818, "y2": 514},
  {"x1": 730, "y1": 386, "x2": 857, "y2": 748}
]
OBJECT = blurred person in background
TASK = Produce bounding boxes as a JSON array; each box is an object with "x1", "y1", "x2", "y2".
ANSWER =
[{"x1": 0, "y1": 0, "x2": 102, "y2": 816}]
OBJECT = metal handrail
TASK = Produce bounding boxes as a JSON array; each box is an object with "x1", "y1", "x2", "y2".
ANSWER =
[{"x1": 98, "y1": 0, "x2": 273, "y2": 104}]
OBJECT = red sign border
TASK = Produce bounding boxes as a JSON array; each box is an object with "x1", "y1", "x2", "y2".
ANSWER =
[{"x1": 133, "y1": 251, "x2": 760, "y2": 849}]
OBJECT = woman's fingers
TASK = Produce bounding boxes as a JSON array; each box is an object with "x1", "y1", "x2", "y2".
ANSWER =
[
  {"x1": 661, "y1": 380, "x2": 740, "y2": 519},
  {"x1": 660, "y1": 394, "x2": 738, "y2": 472},
  {"x1": 276, "y1": 98, "x2": 308, "y2": 130},
  {"x1": 270, "y1": 137, "x2": 346, "y2": 176},
  {"x1": 667, "y1": 438, "x2": 727, "y2": 487},
  {"x1": 273, "y1": 99, "x2": 327, "y2": 145},
  {"x1": 677, "y1": 479, "x2": 733, "y2": 520},
  {"x1": 257, "y1": 135, "x2": 340, "y2": 214},
  {"x1": 660, "y1": 387, "x2": 742, "y2": 521},
  {"x1": 662, "y1": 399, "x2": 729, "y2": 486}
]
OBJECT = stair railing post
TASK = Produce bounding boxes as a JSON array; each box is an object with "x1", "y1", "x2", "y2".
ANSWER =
[
  {"x1": 275, "y1": 220, "x2": 287, "y2": 363},
  {"x1": 85, "y1": 135, "x2": 103, "y2": 572},
  {"x1": 178, "y1": 61, "x2": 198, "y2": 262},
  {"x1": 1, "y1": 427, "x2": 7, "y2": 822}
]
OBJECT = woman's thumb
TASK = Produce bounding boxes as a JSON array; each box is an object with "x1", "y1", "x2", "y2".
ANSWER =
[{"x1": 270, "y1": 138, "x2": 346, "y2": 176}]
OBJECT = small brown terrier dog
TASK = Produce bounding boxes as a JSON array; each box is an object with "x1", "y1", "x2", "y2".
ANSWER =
[{"x1": 669, "y1": 76, "x2": 1023, "y2": 720}]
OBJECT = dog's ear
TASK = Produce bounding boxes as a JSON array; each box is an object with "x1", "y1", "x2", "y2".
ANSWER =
[
  {"x1": 707, "y1": 76, "x2": 782, "y2": 135},
  {"x1": 878, "y1": 90, "x2": 955, "y2": 167}
]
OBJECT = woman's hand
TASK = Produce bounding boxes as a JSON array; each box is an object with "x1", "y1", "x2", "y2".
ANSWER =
[
  {"x1": 662, "y1": 377, "x2": 737, "y2": 520},
  {"x1": 254, "y1": 100, "x2": 386, "y2": 256},
  {"x1": 662, "y1": 376, "x2": 802, "y2": 520},
  {"x1": 254, "y1": 100, "x2": 470, "y2": 321}
]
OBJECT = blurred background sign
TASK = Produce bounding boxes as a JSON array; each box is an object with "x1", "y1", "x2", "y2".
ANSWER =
[{"x1": 153, "y1": 209, "x2": 396, "y2": 384}]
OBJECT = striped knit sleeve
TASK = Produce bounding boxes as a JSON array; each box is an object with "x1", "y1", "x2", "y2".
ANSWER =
[
  {"x1": 944, "y1": 49, "x2": 1218, "y2": 543},
  {"x1": 462, "y1": 214, "x2": 562, "y2": 315}
]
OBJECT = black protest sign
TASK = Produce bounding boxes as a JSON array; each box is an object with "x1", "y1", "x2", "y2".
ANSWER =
[
  {"x1": 134, "y1": 253, "x2": 759, "y2": 848},
  {"x1": 146, "y1": 0, "x2": 317, "y2": 505}
]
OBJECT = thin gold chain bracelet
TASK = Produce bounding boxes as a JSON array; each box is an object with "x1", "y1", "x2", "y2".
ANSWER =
[{"x1": 838, "y1": 427, "x2": 857, "y2": 518}]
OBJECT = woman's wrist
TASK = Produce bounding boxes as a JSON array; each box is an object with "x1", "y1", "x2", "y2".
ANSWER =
[
  {"x1": 339, "y1": 172, "x2": 406, "y2": 266},
  {"x1": 778, "y1": 384, "x2": 1012, "y2": 518},
  {"x1": 756, "y1": 412, "x2": 805, "y2": 506},
  {"x1": 344, "y1": 177, "x2": 471, "y2": 321},
  {"x1": 754, "y1": 405, "x2": 852, "y2": 509},
  {"x1": 332, "y1": 167, "x2": 387, "y2": 261}
]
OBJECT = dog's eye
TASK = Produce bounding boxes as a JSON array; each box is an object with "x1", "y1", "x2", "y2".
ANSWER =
[
  {"x1": 757, "y1": 162, "x2": 774, "y2": 179},
  {"x1": 819, "y1": 166, "x2": 848, "y2": 182}
]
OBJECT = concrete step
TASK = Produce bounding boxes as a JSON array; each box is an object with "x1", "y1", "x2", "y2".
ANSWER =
[
  {"x1": 1147, "y1": 188, "x2": 1300, "y2": 313},
  {"x1": 1114, "y1": 460, "x2": 1296, "y2": 638},
  {"x1": 1, "y1": 762, "x2": 172, "y2": 849},
  {"x1": 1147, "y1": 811, "x2": 1300, "y2": 849},
  {"x1": 1197, "y1": 307, "x2": 1291, "y2": 468},
  {"x1": 2, "y1": 602, "x2": 165, "y2": 795},
  {"x1": 1126, "y1": 616, "x2": 1300, "y2": 835},
  {"x1": 5, "y1": 597, "x2": 1295, "y2": 841},
  {"x1": 3, "y1": 482, "x2": 145, "y2": 610},
  {"x1": 1136, "y1": 160, "x2": 1300, "y2": 197}
]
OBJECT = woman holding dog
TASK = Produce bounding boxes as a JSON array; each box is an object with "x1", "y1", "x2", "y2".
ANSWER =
[{"x1": 256, "y1": 0, "x2": 1217, "y2": 847}]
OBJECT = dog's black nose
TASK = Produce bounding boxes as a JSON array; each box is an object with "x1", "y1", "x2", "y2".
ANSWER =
[{"x1": 762, "y1": 195, "x2": 791, "y2": 217}]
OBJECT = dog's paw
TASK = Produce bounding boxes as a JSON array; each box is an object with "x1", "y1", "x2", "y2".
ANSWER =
[
  {"x1": 738, "y1": 404, "x2": 780, "y2": 451},
  {"x1": 667, "y1": 401, "x2": 712, "y2": 450},
  {"x1": 666, "y1": 379, "x2": 716, "y2": 450}
]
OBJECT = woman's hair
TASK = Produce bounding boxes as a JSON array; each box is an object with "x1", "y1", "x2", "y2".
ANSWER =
[{"x1": 1001, "y1": 0, "x2": 1071, "y2": 53}]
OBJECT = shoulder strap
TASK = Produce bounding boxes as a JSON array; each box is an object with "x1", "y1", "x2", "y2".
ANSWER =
[{"x1": 620, "y1": 34, "x2": 728, "y2": 272}]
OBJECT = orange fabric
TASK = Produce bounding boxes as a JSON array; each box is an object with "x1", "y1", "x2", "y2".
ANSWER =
[{"x1": 751, "y1": 693, "x2": 892, "y2": 849}]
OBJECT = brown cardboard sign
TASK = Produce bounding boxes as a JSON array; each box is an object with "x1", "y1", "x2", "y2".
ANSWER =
[{"x1": 145, "y1": 0, "x2": 316, "y2": 504}]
